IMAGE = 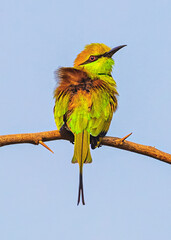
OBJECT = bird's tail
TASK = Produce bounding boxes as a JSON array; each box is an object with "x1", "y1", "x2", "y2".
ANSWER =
[{"x1": 72, "y1": 130, "x2": 92, "y2": 205}]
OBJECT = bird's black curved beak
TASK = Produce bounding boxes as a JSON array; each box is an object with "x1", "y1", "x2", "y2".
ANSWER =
[{"x1": 103, "y1": 45, "x2": 127, "y2": 58}]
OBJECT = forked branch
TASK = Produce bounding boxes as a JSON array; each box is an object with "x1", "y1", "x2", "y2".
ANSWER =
[{"x1": 0, "y1": 130, "x2": 170, "y2": 165}]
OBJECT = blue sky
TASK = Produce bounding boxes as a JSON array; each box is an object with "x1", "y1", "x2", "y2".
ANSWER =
[{"x1": 0, "y1": 0, "x2": 171, "y2": 239}]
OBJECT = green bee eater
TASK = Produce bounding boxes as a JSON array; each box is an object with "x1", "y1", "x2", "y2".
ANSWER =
[{"x1": 54, "y1": 43, "x2": 126, "y2": 205}]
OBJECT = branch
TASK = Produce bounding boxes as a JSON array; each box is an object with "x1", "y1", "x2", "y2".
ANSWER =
[{"x1": 0, "y1": 130, "x2": 170, "y2": 165}]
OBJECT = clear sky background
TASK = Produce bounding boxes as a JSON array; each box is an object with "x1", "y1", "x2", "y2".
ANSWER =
[{"x1": 0, "y1": 0, "x2": 171, "y2": 239}]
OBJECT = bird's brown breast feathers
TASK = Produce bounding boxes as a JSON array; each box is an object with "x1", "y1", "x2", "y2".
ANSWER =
[{"x1": 54, "y1": 67, "x2": 116, "y2": 99}]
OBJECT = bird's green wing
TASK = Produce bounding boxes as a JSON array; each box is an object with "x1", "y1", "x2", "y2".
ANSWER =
[
  {"x1": 88, "y1": 84, "x2": 117, "y2": 137},
  {"x1": 54, "y1": 89, "x2": 70, "y2": 130}
]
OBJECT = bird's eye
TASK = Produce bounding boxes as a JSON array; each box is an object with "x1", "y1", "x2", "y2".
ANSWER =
[{"x1": 89, "y1": 55, "x2": 96, "y2": 61}]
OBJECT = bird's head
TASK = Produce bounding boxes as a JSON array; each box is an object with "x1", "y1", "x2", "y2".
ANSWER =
[{"x1": 74, "y1": 43, "x2": 126, "y2": 78}]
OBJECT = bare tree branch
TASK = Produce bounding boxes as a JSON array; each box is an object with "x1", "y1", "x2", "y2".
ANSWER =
[{"x1": 0, "y1": 130, "x2": 170, "y2": 165}]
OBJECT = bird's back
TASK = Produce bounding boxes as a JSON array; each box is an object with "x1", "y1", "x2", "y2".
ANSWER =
[{"x1": 54, "y1": 67, "x2": 118, "y2": 148}]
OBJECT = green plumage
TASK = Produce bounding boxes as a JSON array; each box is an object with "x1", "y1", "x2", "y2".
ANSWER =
[
  {"x1": 72, "y1": 131, "x2": 92, "y2": 164},
  {"x1": 54, "y1": 43, "x2": 126, "y2": 205},
  {"x1": 54, "y1": 69, "x2": 117, "y2": 136}
]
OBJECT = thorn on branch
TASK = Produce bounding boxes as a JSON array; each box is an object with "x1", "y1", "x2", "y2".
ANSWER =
[
  {"x1": 39, "y1": 140, "x2": 54, "y2": 154},
  {"x1": 115, "y1": 132, "x2": 132, "y2": 145}
]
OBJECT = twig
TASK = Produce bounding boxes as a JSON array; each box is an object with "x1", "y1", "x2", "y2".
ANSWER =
[{"x1": 0, "y1": 130, "x2": 170, "y2": 165}]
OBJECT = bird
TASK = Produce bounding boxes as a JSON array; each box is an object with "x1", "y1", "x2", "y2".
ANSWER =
[{"x1": 54, "y1": 43, "x2": 126, "y2": 205}]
